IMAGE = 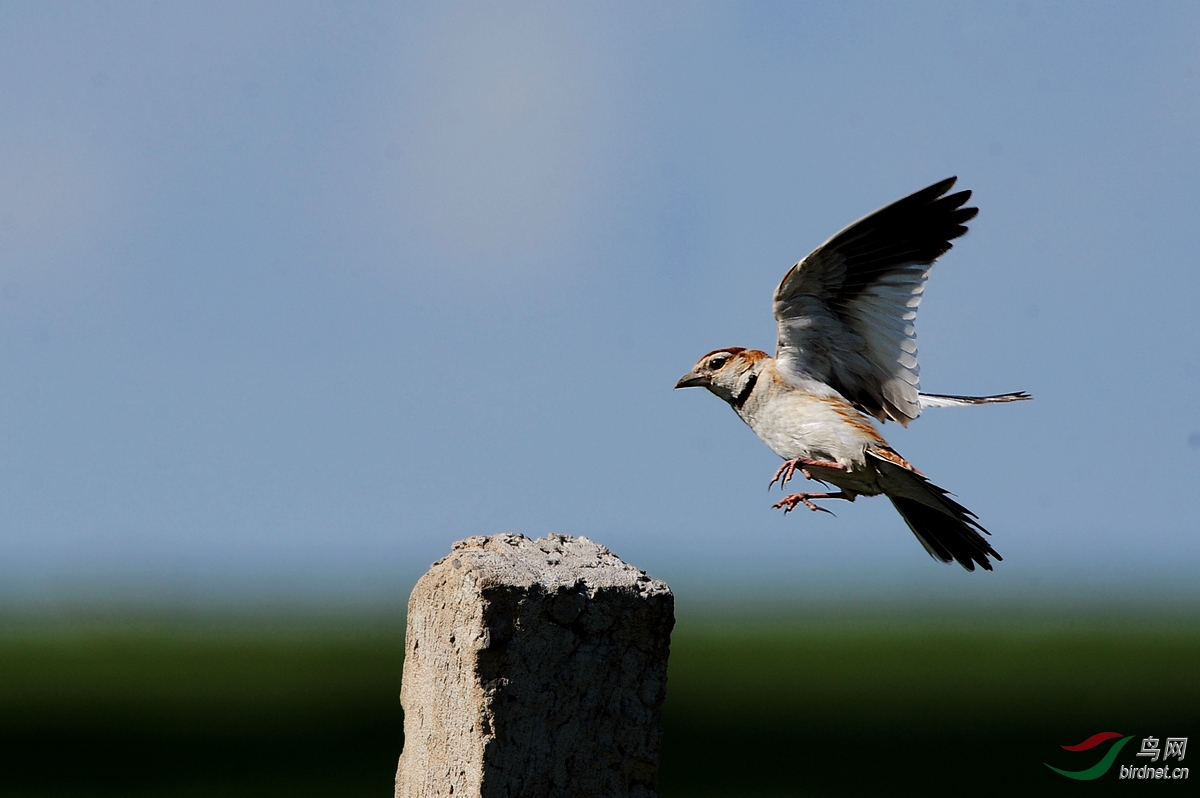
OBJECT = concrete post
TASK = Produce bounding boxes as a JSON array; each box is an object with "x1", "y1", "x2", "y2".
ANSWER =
[{"x1": 395, "y1": 533, "x2": 674, "y2": 798}]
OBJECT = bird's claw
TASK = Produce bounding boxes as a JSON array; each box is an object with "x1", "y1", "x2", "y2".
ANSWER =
[
  {"x1": 774, "y1": 489, "x2": 854, "y2": 515},
  {"x1": 768, "y1": 457, "x2": 845, "y2": 490},
  {"x1": 773, "y1": 494, "x2": 836, "y2": 515},
  {"x1": 768, "y1": 460, "x2": 799, "y2": 490}
]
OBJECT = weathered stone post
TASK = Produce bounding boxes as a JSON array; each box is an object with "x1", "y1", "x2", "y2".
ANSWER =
[{"x1": 395, "y1": 533, "x2": 674, "y2": 798}]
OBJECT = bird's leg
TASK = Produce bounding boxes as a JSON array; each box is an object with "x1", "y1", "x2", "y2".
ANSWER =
[
  {"x1": 768, "y1": 457, "x2": 847, "y2": 490},
  {"x1": 773, "y1": 491, "x2": 855, "y2": 515}
]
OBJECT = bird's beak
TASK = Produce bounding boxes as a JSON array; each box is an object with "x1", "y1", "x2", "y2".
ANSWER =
[{"x1": 674, "y1": 370, "x2": 707, "y2": 389}]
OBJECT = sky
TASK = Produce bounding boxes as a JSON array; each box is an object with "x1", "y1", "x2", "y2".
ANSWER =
[{"x1": 1, "y1": 2, "x2": 1198, "y2": 604}]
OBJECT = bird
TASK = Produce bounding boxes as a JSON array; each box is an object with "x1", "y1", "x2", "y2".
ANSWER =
[{"x1": 674, "y1": 177, "x2": 1028, "y2": 571}]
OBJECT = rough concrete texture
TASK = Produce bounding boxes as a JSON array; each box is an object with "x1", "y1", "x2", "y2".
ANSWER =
[{"x1": 395, "y1": 533, "x2": 675, "y2": 798}]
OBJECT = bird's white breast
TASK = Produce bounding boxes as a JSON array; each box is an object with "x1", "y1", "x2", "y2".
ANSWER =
[{"x1": 736, "y1": 368, "x2": 882, "y2": 469}]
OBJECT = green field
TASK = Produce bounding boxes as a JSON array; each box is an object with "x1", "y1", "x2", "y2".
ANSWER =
[{"x1": 2, "y1": 604, "x2": 1197, "y2": 796}]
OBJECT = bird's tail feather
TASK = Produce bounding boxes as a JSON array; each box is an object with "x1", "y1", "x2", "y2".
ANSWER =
[
  {"x1": 869, "y1": 450, "x2": 1002, "y2": 572},
  {"x1": 918, "y1": 391, "x2": 1031, "y2": 409},
  {"x1": 888, "y1": 494, "x2": 1000, "y2": 572}
]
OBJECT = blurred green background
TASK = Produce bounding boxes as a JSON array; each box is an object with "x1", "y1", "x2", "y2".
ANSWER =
[{"x1": 3, "y1": 598, "x2": 1196, "y2": 797}]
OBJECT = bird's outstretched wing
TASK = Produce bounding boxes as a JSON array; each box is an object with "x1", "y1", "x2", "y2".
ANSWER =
[
  {"x1": 918, "y1": 391, "x2": 1031, "y2": 409},
  {"x1": 774, "y1": 177, "x2": 976, "y2": 425}
]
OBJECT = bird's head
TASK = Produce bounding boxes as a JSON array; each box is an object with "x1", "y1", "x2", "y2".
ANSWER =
[{"x1": 674, "y1": 347, "x2": 768, "y2": 406}]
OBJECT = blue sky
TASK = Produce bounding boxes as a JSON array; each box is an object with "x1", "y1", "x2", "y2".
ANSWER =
[{"x1": 2, "y1": 2, "x2": 1198, "y2": 602}]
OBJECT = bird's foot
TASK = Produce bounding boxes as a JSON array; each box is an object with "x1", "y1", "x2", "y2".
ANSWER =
[
  {"x1": 768, "y1": 457, "x2": 847, "y2": 490},
  {"x1": 773, "y1": 491, "x2": 853, "y2": 515}
]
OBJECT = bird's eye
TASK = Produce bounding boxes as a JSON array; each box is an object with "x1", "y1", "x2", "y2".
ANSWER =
[{"x1": 709, "y1": 356, "x2": 728, "y2": 370}]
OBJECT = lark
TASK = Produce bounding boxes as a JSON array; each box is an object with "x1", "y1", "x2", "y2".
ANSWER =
[{"x1": 675, "y1": 178, "x2": 1028, "y2": 571}]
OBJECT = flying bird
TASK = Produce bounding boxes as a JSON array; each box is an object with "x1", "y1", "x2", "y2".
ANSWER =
[{"x1": 674, "y1": 177, "x2": 1028, "y2": 571}]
